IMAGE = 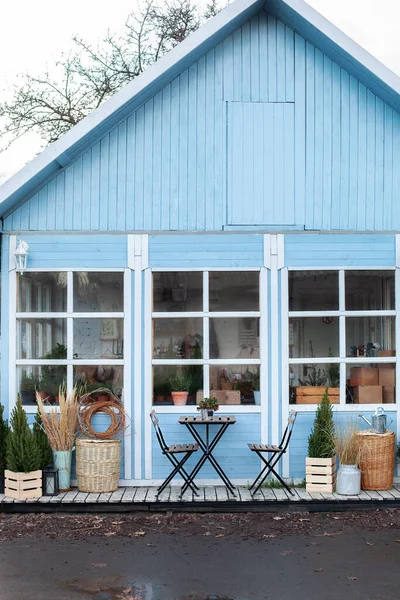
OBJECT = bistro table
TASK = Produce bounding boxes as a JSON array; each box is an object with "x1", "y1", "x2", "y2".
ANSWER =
[{"x1": 178, "y1": 415, "x2": 237, "y2": 496}]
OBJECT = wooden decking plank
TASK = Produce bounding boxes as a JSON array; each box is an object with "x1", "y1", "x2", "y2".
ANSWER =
[
  {"x1": 261, "y1": 488, "x2": 276, "y2": 501},
  {"x1": 273, "y1": 488, "x2": 291, "y2": 501},
  {"x1": 62, "y1": 490, "x2": 79, "y2": 503},
  {"x1": 215, "y1": 486, "x2": 228, "y2": 502},
  {"x1": 86, "y1": 493, "x2": 100, "y2": 503},
  {"x1": 2, "y1": 496, "x2": 15, "y2": 503},
  {"x1": 308, "y1": 492, "x2": 324, "y2": 500},
  {"x1": 121, "y1": 488, "x2": 137, "y2": 503},
  {"x1": 364, "y1": 490, "x2": 384, "y2": 501},
  {"x1": 38, "y1": 495, "x2": 52, "y2": 503},
  {"x1": 98, "y1": 492, "x2": 112, "y2": 503},
  {"x1": 133, "y1": 487, "x2": 148, "y2": 503},
  {"x1": 388, "y1": 487, "x2": 400, "y2": 499},
  {"x1": 168, "y1": 487, "x2": 182, "y2": 502},
  {"x1": 110, "y1": 489, "x2": 125, "y2": 503},
  {"x1": 145, "y1": 487, "x2": 160, "y2": 503},
  {"x1": 237, "y1": 487, "x2": 252, "y2": 502},
  {"x1": 376, "y1": 489, "x2": 396, "y2": 500},
  {"x1": 287, "y1": 488, "x2": 301, "y2": 501},
  {"x1": 193, "y1": 487, "x2": 205, "y2": 502},
  {"x1": 204, "y1": 486, "x2": 217, "y2": 501},
  {"x1": 295, "y1": 489, "x2": 313, "y2": 501},
  {"x1": 157, "y1": 487, "x2": 171, "y2": 502},
  {"x1": 356, "y1": 491, "x2": 372, "y2": 501},
  {"x1": 74, "y1": 492, "x2": 89, "y2": 503},
  {"x1": 49, "y1": 492, "x2": 67, "y2": 503}
]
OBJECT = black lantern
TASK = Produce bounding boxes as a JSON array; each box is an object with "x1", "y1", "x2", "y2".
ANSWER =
[{"x1": 42, "y1": 465, "x2": 59, "y2": 496}]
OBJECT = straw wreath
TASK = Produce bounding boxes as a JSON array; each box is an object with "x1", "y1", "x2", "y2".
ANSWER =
[{"x1": 78, "y1": 389, "x2": 128, "y2": 439}]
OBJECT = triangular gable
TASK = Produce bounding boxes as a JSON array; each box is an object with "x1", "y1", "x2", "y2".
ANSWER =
[{"x1": 1, "y1": 0, "x2": 400, "y2": 220}]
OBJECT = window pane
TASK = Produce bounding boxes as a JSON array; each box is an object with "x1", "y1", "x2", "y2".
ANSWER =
[
  {"x1": 153, "y1": 272, "x2": 202, "y2": 312},
  {"x1": 209, "y1": 318, "x2": 260, "y2": 359},
  {"x1": 18, "y1": 365, "x2": 67, "y2": 406},
  {"x1": 17, "y1": 319, "x2": 67, "y2": 359},
  {"x1": 73, "y1": 318, "x2": 124, "y2": 359},
  {"x1": 209, "y1": 272, "x2": 259, "y2": 312},
  {"x1": 289, "y1": 318, "x2": 339, "y2": 359},
  {"x1": 74, "y1": 365, "x2": 124, "y2": 397},
  {"x1": 209, "y1": 365, "x2": 260, "y2": 405},
  {"x1": 346, "y1": 316, "x2": 395, "y2": 357},
  {"x1": 153, "y1": 318, "x2": 202, "y2": 359},
  {"x1": 152, "y1": 365, "x2": 203, "y2": 405},
  {"x1": 345, "y1": 271, "x2": 395, "y2": 310},
  {"x1": 289, "y1": 271, "x2": 339, "y2": 311},
  {"x1": 290, "y1": 363, "x2": 340, "y2": 405},
  {"x1": 73, "y1": 272, "x2": 124, "y2": 312},
  {"x1": 17, "y1": 272, "x2": 66, "y2": 312},
  {"x1": 346, "y1": 363, "x2": 395, "y2": 404}
]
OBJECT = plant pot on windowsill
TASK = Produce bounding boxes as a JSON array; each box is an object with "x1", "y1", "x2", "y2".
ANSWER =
[
  {"x1": 170, "y1": 375, "x2": 191, "y2": 406},
  {"x1": 171, "y1": 391, "x2": 189, "y2": 406}
]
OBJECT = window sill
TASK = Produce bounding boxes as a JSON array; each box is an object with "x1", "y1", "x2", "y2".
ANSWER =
[{"x1": 152, "y1": 405, "x2": 261, "y2": 413}]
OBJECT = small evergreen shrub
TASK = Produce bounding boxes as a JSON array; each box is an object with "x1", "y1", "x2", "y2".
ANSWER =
[
  {"x1": 33, "y1": 408, "x2": 53, "y2": 469},
  {"x1": 6, "y1": 397, "x2": 42, "y2": 473},
  {"x1": 307, "y1": 389, "x2": 336, "y2": 458}
]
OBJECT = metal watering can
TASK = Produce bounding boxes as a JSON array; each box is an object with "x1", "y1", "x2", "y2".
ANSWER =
[{"x1": 358, "y1": 407, "x2": 393, "y2": 434}]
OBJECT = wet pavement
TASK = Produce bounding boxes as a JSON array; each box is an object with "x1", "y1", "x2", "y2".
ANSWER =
[{"x1": 1, "y1": 529, "x2": 400, "y2": 600}]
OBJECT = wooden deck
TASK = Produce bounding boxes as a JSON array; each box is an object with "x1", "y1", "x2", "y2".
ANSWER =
[{"x1": 2, "y1": 485, "x2": 400, "y2": 513}]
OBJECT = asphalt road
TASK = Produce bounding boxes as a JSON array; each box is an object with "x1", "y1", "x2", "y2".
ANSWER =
[{"x1": 0, "y1": 529, "x2": 399, "y2": 600}]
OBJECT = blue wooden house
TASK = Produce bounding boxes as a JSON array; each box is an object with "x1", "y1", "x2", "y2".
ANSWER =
[{"x1": 0, "y1": 0, "x2": 399, "y2": 485}]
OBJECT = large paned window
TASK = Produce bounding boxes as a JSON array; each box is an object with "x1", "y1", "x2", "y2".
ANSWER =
[
  {"x1": 152, "y1": 271, "x2": 261, "y2": 406},
  {"x1": 16, "y1": 271, "x2": 125, "y2": 406},
  {"x1": 288, "y1": 270, "x2": 396, "y2": 406}
]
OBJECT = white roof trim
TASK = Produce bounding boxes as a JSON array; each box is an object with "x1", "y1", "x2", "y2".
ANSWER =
[
  {"x1": 1, "y1": 0, "x2": 400, "y2": 209},
  {"x1": 0, "y1": 0, "x2": 262, "y2": 206},
  {"x1": 280, "y1": 0, "x2": 400, "y2": 92}
]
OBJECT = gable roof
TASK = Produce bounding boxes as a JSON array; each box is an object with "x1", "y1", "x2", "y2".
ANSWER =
[{"x1": 1, "y1": 0, "x2": 400, "y2": 219}]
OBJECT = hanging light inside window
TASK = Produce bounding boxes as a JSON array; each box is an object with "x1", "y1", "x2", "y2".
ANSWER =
[{"x1": 14, "y1": 240, "x2": 29, "y2": 272}]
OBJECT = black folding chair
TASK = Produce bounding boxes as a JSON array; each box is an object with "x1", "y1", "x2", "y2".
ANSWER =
[
  {"x1": 150, "y1": 410, "x2": 200, "y2": 497},
  {"x1": 248, "y1": 409, "x2": 297, "y2": 496}
]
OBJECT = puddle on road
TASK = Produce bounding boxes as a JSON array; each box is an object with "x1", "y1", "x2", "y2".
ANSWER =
[{"x1": 67, "y1": 576, "x2": 236, "y2": 600}]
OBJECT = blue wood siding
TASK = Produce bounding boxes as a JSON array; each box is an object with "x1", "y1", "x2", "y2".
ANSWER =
[
  {"x1": 290, "y1": 411, "x2": 397, "y2": 479},
  {"x1": 1, "y1": 237, "x2": 10, "y2": 418},
  {"x1": 149, "y1": 234, "x2": 264, "y2": 267},
  {"x1": 21, "y1": 235, "x2": 128, "y2": 268},
  {"x1": 285, "y1": 234, "x2": 396, "y2": 267},
  {"x1": 4, "y1": 11, "x2": 400, "y2": 233},
  {"x1": 152, "y1": 413, "x2": 261, "y2": 480}
]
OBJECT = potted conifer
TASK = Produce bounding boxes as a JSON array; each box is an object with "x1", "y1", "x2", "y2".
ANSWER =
[
  {"x1": 306, "y1": 389, "x2": 336, "y2": 493},
  {"x1": 5, "y1": 397, "x2": 43, "y2": 500}
]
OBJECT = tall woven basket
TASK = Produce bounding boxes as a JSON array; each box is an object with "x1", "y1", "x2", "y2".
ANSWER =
[
  {"x1": 357, "y1": 430, "x2": 395, "y2": 491},
  {"x1": 76, "y1": 439, "x2": 121, "y2": 493}
]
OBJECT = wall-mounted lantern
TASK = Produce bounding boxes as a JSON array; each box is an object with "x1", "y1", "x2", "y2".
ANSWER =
[{"x1": 14, "y1": 240, "x2": 29, "y2": 272}]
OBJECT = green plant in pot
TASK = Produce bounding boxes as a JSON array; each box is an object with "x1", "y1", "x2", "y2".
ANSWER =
[
  {"x1": 306, "y1": 389, "x2": 336, "y2": 493},
  {"x1": 5, "y1": 396, "x2": 43, "y2": 499},
  {"x1": 39, "y1": 343, "x2": 67, "y2": 403},
  {"x1": 251, "y1": 372, "x2": 260, "y2": 406},
  {"x1": 170, "y1": 372, "x2": 191, "y2": 406},
  {"x1": 20, "y1": 372, "x2": 40, "y2": 406},
  {"x1": 197, "y1": 396, "x2": 219, "y2": 418}
]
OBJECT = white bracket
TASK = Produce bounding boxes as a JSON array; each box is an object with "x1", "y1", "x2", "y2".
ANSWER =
[
  {"x1": 264, "y1": 234, "x2": 285, "y2": 270},
  {"x1": 128, "y1": 234, "x2": 149, "y2": 270}
]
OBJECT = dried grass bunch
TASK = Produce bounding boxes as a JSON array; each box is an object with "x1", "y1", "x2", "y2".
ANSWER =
[
  {"x1": 335, "y1": 421, "x2": 361, "y2": 466},
  {"x1": 36, "y1": 387, "x2": 79, "y2": 451}
]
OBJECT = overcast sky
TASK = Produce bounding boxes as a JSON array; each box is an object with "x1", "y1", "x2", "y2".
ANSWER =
[{"x1": 1, "y1": 0, "x2": 399, "y2": 184}]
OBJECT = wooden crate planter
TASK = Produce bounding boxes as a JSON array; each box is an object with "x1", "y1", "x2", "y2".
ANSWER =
[
  {"x1": 296, "y1": 387, "x2": 340, "y2": 404},
  {"x1": 4, "y1": 469, "x2": 42, "y2": 500},
  {"x1": 305, "y1": 457, "x2": 336, "y2": 493}
]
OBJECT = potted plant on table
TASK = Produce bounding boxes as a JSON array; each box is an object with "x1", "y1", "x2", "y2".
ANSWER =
[
  {"x1": 306, "y1": 389, "x2": 336, "y2": 493},
  {"x1": 5, "y1": 397, "x2": 43, "y2": 500},
  {"x1": 335, "y1": 421, "x2": 361, "y2": 495},
  {"x1": 170, "y1": 373, "x2": 191, "y2": 406},
  {"x1": 36, "y1": 386, "x2": 79, "y2": 491},
  {"x1": 197, "y1": 397, "x2": 219, "y2": 419}
]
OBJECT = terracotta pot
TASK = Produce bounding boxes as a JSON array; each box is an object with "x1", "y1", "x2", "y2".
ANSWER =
[
  {"x1": 154, "y1": 395, "x2": 165, "y2": 403},
  {"x1": 171, "y1": 391, "x2": 189, "y2": 406}
]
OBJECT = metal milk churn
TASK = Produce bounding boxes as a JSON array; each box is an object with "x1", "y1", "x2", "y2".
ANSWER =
[{"x1": 358, "y1": 407, "x2": 393, "y2": 434}]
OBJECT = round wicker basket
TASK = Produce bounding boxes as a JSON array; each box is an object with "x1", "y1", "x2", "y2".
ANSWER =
[
  {"x1": 76, "y1": 438, "x2": 121, "y2": 493},
  {"x1": 357, "y1": 430, "x2": 395, "y2": 491}
]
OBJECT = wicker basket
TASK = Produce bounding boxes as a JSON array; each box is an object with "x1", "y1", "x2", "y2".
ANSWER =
[
  {"x1": 76, "y1": 439, "x2": 121, "y2": 493},
  {"x1": 357, "y1": 430, "x2": 395, "y2": 490}
]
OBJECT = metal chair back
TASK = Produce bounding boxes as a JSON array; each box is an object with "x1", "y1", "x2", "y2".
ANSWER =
[
  {"x1": 279, "y1": 409, "x2": 297, "y2": 452},
  {"x1": 150, "y1": 410, "x2": 169, "y2": 453}
]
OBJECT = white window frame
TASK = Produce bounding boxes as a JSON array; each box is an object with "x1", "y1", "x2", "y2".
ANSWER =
[
  {"x1": 11, "y1": 268, "x2": 128, "y2": 414},
  {"x1": 149, "y1": 268, "x2": 265, "y2": 414},
  {"x1": 284, "y1": 266, "x2": 398, "y2": 411}
]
